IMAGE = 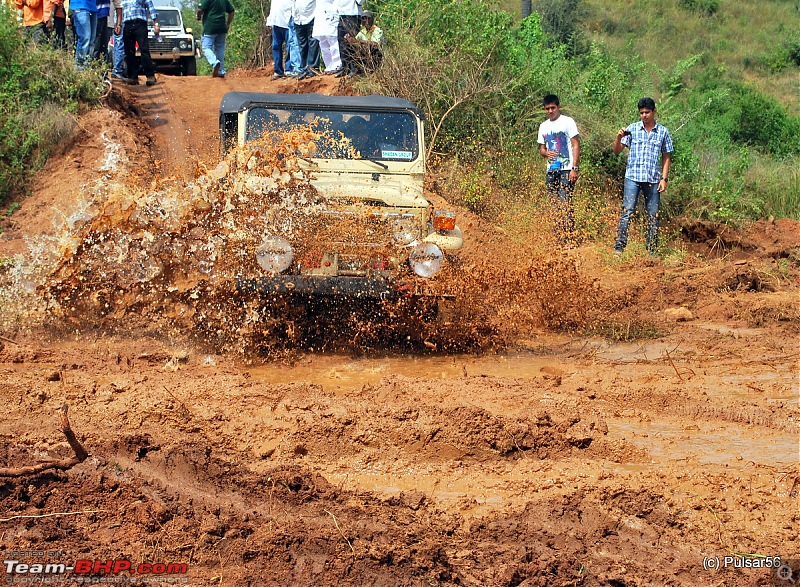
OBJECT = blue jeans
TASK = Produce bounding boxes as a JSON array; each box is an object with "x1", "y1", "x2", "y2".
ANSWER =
[
  {"x1": 73, "y1": 9, "x2": 98, "y2": 69},
  {"x1": 202, "y1": 33, "x2": 227, "y2": 75},
  {"x1": 287, "y1": 18, "x2": 301, "y2": 72},
  {"x1": 545, "y1": 170, "x2": 576, "y2": 245},
  {"x1": 271, "y1": 25, "x2": 288, "y2": 75},
  {"x1": 112, "y1": 29, "x2": 125, "y2": 75},
  {"x1": 615, "y1": 178, "x2": 661, "y2": 253}
]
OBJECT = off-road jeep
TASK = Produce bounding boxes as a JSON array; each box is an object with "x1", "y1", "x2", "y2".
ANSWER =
[
  {"x1": 219, "y1": 92, "x2": 463, "y2": 299},
  {"x1": 145, "y1": 6, "x2": 197, "y2": 75}
]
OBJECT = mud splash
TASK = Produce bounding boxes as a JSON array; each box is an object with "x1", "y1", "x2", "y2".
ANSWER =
[{"x1": 2, "y1": 127, "x2": 604, "y2": 358}]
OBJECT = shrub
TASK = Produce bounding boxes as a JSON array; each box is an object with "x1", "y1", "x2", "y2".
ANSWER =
[
  {"x1": 0, "y1": 4, "x2": 103, "y2": 205},
  {"x1": 679, "y1": 0, "x2": 720, "y2": 16},
  {"x1": 533, "y1": 0, "x2": 587, "y2": 56}
]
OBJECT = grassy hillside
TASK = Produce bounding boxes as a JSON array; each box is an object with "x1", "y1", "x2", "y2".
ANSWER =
[
  {"x1": 499, "y1": 0, "x2": 800, "y2": 112},
  {"x1": 581, "y1": 0, "x2": 800, "y2": 112}
]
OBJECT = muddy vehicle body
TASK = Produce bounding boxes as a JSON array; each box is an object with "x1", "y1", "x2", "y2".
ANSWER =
[{"x1": 219, "y1": 92, "x2": 463, "y2": 300}]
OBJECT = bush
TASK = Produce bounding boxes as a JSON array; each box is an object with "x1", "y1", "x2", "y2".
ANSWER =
[
  {"x1": 0, "y1": 4, "x2": 104, "y2": 205},
  {"x1": 533, "y1": 0, "x2": 587, "y2": 56}
]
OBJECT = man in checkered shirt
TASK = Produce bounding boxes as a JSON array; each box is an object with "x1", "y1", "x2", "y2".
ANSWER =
[{"x1": 612, "y1": 97, "x2": 673, "y2": 255}]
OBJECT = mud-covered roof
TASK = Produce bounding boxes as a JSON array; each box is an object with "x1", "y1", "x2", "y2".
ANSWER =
[{"x1": 219, "y1": 92, "x2": 424, "y2": 119}]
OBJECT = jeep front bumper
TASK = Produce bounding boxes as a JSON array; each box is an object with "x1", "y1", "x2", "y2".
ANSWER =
[{"x1": 236, "y1": 275, "x2": 399, "y2": 299}]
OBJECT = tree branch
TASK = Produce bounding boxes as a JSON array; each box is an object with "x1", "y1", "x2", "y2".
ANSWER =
[{"x1": 0, "y1": 405, "x2": 89, "y2": 478}]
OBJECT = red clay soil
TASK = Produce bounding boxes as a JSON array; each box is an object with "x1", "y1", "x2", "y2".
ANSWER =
[{"x1": 0, "y1": 71, "x2": 797, "y2": 587}]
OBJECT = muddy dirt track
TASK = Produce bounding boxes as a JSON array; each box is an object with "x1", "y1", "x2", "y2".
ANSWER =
[{"x1": 0, "y1": 71, "x2": 798, "y2": 587}]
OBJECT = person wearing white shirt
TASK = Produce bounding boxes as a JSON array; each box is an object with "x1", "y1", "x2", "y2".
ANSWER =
[
  {"x1": 537, "y1": 94, "x2": 581, "y2": 247},
  {"x1": 312, "y1": 0, "x2": 341, "y2": 74},
  {"x1": 266, "y1": 0, "x2": 292, "y2": 79},
  {"x1": 293, "y1": 0, "x2": 320, "y2": 79}
]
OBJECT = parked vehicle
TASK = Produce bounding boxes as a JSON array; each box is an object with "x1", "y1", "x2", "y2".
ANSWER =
[{"x1": 146, "y1": 6, "x2": 196, "y2": 75}]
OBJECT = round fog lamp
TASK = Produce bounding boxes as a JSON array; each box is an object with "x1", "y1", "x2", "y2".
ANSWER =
[
  {"x1": 391, "y1": 214, "x2": 418, "y2": 245},
  {"x1": 409, "y1": 243, "x2": 443, "y2": 278},
  {"x1": 256, "y1": 235, "x2": 293, "y2": 274}
]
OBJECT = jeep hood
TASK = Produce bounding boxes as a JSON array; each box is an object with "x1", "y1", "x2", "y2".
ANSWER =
[{"x1": 310, "y1": 175, "x2": 429, "y2": 209}]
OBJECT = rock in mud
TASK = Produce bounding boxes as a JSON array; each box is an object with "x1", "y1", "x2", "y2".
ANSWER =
[{"x1": 664, "y1": 306, "x2": 693, "y2": 321}]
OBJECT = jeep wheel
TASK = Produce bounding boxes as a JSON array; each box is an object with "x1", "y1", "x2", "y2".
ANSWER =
[{"x1": 181, "y1": 56, "x2": 197, "y2": 76}]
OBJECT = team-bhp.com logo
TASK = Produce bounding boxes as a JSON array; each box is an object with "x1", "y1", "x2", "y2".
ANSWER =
[{"x1": 4, "y1": 558, "x2": 189, "y2": 583}]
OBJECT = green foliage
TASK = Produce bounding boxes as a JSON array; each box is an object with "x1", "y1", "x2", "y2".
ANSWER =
[
  {"x1": 0, "y1": 3, "x2": 103, "y2": 205},
  {"x1": 580, "y1": 44, "x2": 626, "y2": 109},
  {"x1": 707, "y1": 82, "x2": 800, "y2": 157},
  {"x1": 222, "y1": 0, "x2": 269, "y2": 68},
  {"x1": 533, "y1": 0, "x2": 587, "y2": 56},
  {"x1": 361, "y1": 0, "x2": 800, "y2": 228}
]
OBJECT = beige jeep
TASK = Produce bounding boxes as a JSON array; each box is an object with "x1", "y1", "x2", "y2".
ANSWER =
[{"x1": 219, "y1": 92, "x2": 463, "y2": 299}]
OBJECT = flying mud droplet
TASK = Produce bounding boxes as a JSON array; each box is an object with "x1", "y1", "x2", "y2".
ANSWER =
[{"x1": 1, "y1": 125, "x2": 606, "y2": 358}]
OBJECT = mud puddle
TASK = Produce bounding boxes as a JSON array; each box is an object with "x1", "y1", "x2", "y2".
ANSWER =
[
  {"x1": 608, "y1": 419, "x2": 798, "y2": 466},
  {"x1": 247, "y1": 348, "x2": 579, "y2": 393}
]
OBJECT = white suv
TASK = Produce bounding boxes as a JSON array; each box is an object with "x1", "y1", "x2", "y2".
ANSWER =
[{"x1": 146, "y1": 6, "x2": 197, "y2": 75}]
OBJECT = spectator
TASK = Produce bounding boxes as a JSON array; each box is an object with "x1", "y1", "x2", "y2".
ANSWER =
[
  {"x1": 333, "y1": 0, "x2": 359, "y2": 78},
  {"x1": 51, "y1": 0, "x2": 67, "y2": 48},
  {"x1": 286, "y1": 16, "x2": 302, "y2": 76},
  {"x1": 292, "y1": 0, "x2": 319, "y2": 79},
  {"x1": 266, "y1": 0, "x2": 291, "y2": 80},
  {"x1": 109, "y1": 22, "x2": 125, "y2": 78},
  {"x1": 15, "y1": 0, "x2": 52, "y2": 45},
  {"x1": 312, "y1": 0, "x2": 339, "y2": 75},
  {"x1": 122, "y1": 0, "x2": 159, "y2": 86},
  {"x1": 612, "y1": 97, "x2": 673, "y2": 255},
  {"x1": 197, "y1": 0, "x2": 234, "y2": 79},
  {"x1": 346, "y1": 9, "x2": 382, "y2": 74},
  {"x1": 92, "y1": 0, "x2": 121, "y2": 63},
  {"x1": 537, "y1": 94, "x2": 580, "y2": 247},
  {"x1": 71, "y1": 0, "x2": 97, "y2": 69}
]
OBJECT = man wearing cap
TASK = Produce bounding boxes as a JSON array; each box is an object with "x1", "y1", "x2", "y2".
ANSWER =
[{"x1": 345, "y1": 9, "x2": 382, "y2": 74}]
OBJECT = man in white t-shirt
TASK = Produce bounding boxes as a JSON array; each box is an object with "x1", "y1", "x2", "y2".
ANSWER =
[{"x1": 537, "y1": 94, "x2": 581, "y2": 247}]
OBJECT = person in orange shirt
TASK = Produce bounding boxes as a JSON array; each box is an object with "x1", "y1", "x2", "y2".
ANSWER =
[
  {"x1": 50, "y1": 0, "x2": 67, "y2": 49},
  {"x1": 14, "y1": 0, "x2": 52, "y2": 44}
]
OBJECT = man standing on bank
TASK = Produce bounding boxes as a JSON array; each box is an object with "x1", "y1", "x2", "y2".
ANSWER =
[
  {"x1": 537, "y1": 94, "x2": 580, "y2": 247},
  {"x1": 612, "y1": 97, "x2": 673, "y2": 255},
  {"x1": 197, "y1": 0, "x2": 234, "y2": 78}
]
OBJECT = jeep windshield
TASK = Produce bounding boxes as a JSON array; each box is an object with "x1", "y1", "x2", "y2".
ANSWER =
[
  {"x1": 151, "y1": 9, "x2": 180, "y2": 26},
  {"x1": 246, "y1": 107, "x2": 420, "y2": 162}
]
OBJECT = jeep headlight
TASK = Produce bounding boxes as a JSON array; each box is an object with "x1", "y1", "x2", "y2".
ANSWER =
[
  {"x1": 179, "y1": 40, "x2": 188, "y2": 50},
  {"x1": 255, "y1": 235, "x2": 293, "y2": 274},
  {"x1": 390, "y1": 213, "x2": 419, "y2": 246},
  {"x1": 409, "y1": 242, "x2": 443, "y2": 278}
]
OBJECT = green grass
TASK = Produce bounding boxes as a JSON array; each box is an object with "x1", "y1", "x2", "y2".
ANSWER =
[
  {"x1": 580, "y1": 0, "x2": 800, "y2": 112},
  {"x1": 747, "y1": 158, "x2": 800, "y2": 220}
]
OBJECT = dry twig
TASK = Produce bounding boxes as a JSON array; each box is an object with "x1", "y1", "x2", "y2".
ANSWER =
[
  {"x1": 0, "y1": 404, "x2": 88, "y2": 477},
  {"x1": 0, "y1": 510, "x2": 105, "y2": 523},
  {"x1": 664, "y1": 348, "x2": 683, "y2": 382},
  {"x1": 324, "y1": 509, "x2": 355, "y2": 554}
]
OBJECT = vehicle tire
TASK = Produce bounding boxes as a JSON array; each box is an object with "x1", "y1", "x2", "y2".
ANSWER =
[{"x1": 181, "y1": 56, "x2": 197, "y2": 76}]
